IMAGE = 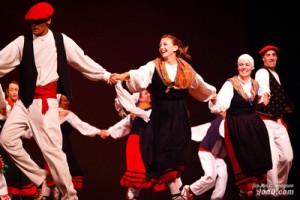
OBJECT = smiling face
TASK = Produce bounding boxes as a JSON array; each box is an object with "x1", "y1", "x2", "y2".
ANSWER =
[
  {"x1": 159, "y1": 37, "x2": 178, "y2": 60},
  {"x1": 262, "y1": 49, "x2": 278, "y2": 70},
  {"x1": 237, "y1": 58, "x2": 253, "y2": 80}
]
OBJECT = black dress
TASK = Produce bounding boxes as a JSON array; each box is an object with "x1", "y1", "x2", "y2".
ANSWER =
[
  {"x1": 140, "y1": 69, "x2": 191, "y2": 182},
  {"x1": 120, "y1": 108, "x2": 165, "y2": 191},
  {"x1": 225, "y1": 79, "x2": 272, "y2": 191}
]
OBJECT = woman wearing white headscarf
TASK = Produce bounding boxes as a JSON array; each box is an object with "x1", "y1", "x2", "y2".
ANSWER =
[{"x1": 209, "y1": 54, "x2": 272, "y2": 198}]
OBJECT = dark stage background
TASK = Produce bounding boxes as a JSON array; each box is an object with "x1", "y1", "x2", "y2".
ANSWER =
[{"x1": 0, "y1": 0, "x2": 299, "y2": 199}]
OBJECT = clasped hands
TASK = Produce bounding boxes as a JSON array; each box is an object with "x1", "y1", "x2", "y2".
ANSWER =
[
  {"x1": 99, "y1": 129, "x2": 109, "y2": 139},
  {"x1": 107, "y1": 72, "x2": 130, "y2": 85},
  {"x1": 259, "y1": 92, "x2": 270, "y2": 106}
]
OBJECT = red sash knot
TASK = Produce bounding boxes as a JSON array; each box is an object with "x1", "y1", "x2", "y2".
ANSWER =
[{"x1": 34, "y1": 82, "x2": 57, "y2": 115}]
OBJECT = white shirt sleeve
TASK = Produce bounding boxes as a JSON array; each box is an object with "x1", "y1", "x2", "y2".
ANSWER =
[
  {"x1": 126, "y1": 61, "x2": 155, "y2": 93},
  {"x1": 0, "y1": 36, "x2": 23, "y2": 77},
  {"x1": 21, "y1": 129, "x2": 34, "y2": 139},
  {"x1": 255, "y1": 68, "x2": 271, "y2": 95},
  {"x1": 62, "y1": 33, "x2": 111, "y2": 82},
  {"x1": 209, "y1": 81, "x2": 233, "y2": 114},
  {"x1": 107, "y1": 115, "x2": 132, "y2": 139},
  {"x1": 189, "y1": 73, "x2": 217, "y2": 102},
  {"x1": 62, "y1": 111, "x2": 100, "y2": 137}
]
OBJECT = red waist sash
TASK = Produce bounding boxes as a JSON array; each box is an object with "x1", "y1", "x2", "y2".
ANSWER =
[{"x1": 33, "y1": 82, "x2": 57, "y2": 115}]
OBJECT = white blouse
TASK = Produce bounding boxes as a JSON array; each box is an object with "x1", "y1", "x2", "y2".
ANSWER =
[
  {"x1": 209, "y1": 76, "x2": 263, "y2": 114},
  {"x1": 126, "y1": 60, "x2": 216, "y2": 102}
]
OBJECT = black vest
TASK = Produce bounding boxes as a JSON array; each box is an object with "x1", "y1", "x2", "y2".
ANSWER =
[
  {"x1": 19, "y1": 32, "x2": 72, "y2": 108},
  {"x1": 256, "y1": 67, "x2": 287, "y2": 117}
]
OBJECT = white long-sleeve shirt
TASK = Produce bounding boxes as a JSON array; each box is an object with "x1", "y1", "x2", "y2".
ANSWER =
[
  {"x1": 0, "y1": 30, "x2": 111, "y2": 85},
  {"x1": 126, "y1": 60, "x2": 216, "y2": 102}
]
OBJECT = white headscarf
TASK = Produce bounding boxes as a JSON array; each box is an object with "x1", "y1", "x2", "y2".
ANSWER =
[{"x1": 237, "y1": 54, "x2": 254, "y2": 69}]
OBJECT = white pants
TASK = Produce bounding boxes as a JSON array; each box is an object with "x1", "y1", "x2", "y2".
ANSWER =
[
  {"x1": 0, "y1": 99, "x2": 77, "y2": 200},
  {"x1": 190, "y1": 151, "x2": 227, "y2": 200},
  {"x1": 0, "y1": 173, "x2": 8, "y2": 196},
  {"x1": 264, "y1": 119, "x2": 293, "y2": 190}
]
